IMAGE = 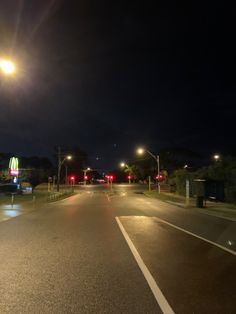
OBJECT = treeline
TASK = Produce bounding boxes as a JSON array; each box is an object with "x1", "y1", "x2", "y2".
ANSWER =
[
  {"x1": 169, "y1": 156, "x2": 236, "y2": 203},
  {"x1": 0, "y1": 146, "x2": 88, "y2": 187},
  {"x1": 0, "y1": 154, "x2": 54, "y2": 187}
]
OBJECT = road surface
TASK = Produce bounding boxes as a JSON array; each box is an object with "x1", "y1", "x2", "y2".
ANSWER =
[{"x1": 0, "y1": 184, "x2": 235, "y2": 313}]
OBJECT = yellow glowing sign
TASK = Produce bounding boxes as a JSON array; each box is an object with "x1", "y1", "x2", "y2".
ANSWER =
[{"x1": 9, "y1": 157, "x2": 19, "y2": 176}]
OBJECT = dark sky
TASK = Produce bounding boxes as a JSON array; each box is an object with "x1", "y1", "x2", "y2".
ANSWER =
[{"x1": 0, "y1": 0, "x2": 235, "y2": 170}]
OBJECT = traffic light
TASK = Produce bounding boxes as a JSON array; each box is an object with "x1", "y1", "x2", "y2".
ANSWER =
[
  {"x1": 70, "y1": 176, "x2": 75, "y2": 182},
  {"x1": 156, "y1": 174, "x2": 164, "y2": 182},
  {"x1": 105, "y1": 174, "x2": 114, "y2": 182}
]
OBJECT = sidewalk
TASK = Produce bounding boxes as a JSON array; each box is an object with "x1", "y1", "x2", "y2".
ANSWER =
[
  {"x1": 144, "y1": 191, "x2": 236, "y2": 222},
  {"x1": 0, "y1": 188, "x2": 75, "y2": 222},
  {"x1": 0, "y1": 192, "x2": 47, "y2": 222}
]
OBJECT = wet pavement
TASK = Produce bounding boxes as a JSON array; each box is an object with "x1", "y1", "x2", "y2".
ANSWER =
[{"x1": 1, "y1": 184, "x2": 236, "y2": 313}]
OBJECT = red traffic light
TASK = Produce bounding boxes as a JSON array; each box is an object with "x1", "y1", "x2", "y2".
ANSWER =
[
  {"x1": 156, "y1": 174, "x2": 164, "y2": 182},
  {"x1": 128, "y1": 175, "x2": 132, "y2": 180},
  {"x1": 84, "y1": 175, "x2": 88, "y2": 180},
  {"x1": 106, "y1": 174, "x2": 114, "y2": 181},
  {"x1": 70, "y1": 176, "x2": 75, "y2": 181}
]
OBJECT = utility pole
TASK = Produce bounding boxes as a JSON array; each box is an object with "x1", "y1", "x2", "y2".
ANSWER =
[
  {"x1": 156, "y1": 154, "x2": 160, "y2": 193},
  {"x1": 186, "y1": 179, "x2": 190, "y2": 206},
  {"x1": 56, "y1": 148, "x2": 72, "y2": 192},
  {"x1": 65, "y1": 165, "x2": 68, "y2": 185},
  {"x1": 57, "y1": 146, "x2": 61, "y2": 192},
  {"x1": 146, "y1": 150, "x2": 160, "y2": 194}
]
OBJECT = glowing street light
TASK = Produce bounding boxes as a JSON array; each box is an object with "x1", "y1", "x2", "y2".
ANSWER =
[
  {"x1": 120, "y1": 162, "x2": 132, "y2": 184},
  {"x1": 213, "y1": 154, "x2": 220, "y2": 161},
  {"x1": 137, "y1": 148, "x2": 144, "y2": 155},
  {"x1": 60, "y1": 154, "x2": 72, "y2": 188},
  {"x1": 137, "y1": 147, "x2": 161, "y2": 193},
  {"x1": 83, "y1": 167, "x2": 91, "y2": 185},
  {"x1": 57, "y1": 146, "x2": 72, "y2": 192},
  {"x1": 0, "y1": 59, "x2": 15, "y2": 74},
  {"x1": 64, "y1": 155, "x2": 72, "y2": 185}
]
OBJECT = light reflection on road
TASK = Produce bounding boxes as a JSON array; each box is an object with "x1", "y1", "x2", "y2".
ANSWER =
[
  {"x1": 2, "y1": 204, "x2": 22, "y2": 210},
  {"x1": 2, "y1": 209, "x2": 21, "y2": 217},
  {"x1": 0, "y1": 205, "x2": 23, "y2": 220}
]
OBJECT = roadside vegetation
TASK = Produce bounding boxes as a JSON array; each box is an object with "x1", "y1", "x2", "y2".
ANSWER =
[
  {"x1": 168, "y1": 156, "x2": 236, "y2": 204},
  {"x1": 0, "y1": 184, "x2": 75, "y2": 206}
]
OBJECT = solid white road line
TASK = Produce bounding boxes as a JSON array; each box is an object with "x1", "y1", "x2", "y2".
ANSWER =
[
  {"x1": 153, "y1": 217, "x2": 236, "y2": 256},
  {"x1": 115, "y1": 217, "x2": 175, "y2": 314}
]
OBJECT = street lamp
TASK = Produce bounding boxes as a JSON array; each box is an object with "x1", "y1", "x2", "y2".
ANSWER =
[
  {"x1": 137, "y1": 147, "x2": 160, "y2": 193},
  {"x1": 120, "y1": 162, "x2": 132, "y2": 184},
  {"x1": 137, "y1": 148, "x2": 144, "y2": 155},
  {"x1": 213, "y1": 154, "x2": 220, "y2": 162},
  {"x1": 64, "y1": 155, "x2": 72, "y2": 185},
  {"x1": 0, "y1": 59, "x2": 15, "y2": 74},
  {"x1": 83, "y1": 167, "x2": 91, "y2": 185},
  {"x1": 57, "y1": 146, "x2": 72, "y2": 192}
]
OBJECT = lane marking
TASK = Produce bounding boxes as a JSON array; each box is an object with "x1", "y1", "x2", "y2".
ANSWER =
[
  {"x1": 153, "y1": 217, "x2": 236, "y2": 256},
  {"x1": 115, "y1": 217, "x2": 175, "y2": 314},
  {"x1": 106, "y1": 194, "x2": 110, "y2": 202}
]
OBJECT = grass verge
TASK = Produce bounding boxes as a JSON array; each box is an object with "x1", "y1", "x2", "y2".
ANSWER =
[{"x1": 144, "y1": 190, "x2": 236, "y2": 220}]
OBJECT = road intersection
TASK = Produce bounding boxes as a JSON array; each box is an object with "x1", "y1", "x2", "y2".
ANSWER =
[{"x1": 0, "y1": 184, "x2": 235, "y2": 313}]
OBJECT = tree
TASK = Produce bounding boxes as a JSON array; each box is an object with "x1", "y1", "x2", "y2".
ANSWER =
[
  {"x1": 0, "y1": 170, "x2": 10, "y2": 183},
  {"x1": 20, "y1": 156, "x2": 54, "y2": 187},
  {"x1": 169, "y1": 156, "x2": 236, "y2": 203},
  {"x1": 158, "y1": 148, "x2": 203, "y2": 174},
  {"x1": 123, "y1": 164, "x2": 138, "y2": 181},
  {"x1": 54, "y1": 146, "x2": 88, "y2": 182}
]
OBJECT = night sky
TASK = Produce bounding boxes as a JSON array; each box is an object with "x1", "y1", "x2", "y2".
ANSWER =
[{"x1": 0, "y1": 1, "x2": 235, "y2": 170}]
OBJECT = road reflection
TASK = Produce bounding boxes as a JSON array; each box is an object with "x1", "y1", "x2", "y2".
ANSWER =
[{"x1": 1, "y1": 205, "x2": 22, "y2": 219}]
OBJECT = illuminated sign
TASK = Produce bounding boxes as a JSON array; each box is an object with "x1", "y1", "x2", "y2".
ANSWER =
[{"x1": 9, "y1": 157, "x2": 19, "y2": 176}]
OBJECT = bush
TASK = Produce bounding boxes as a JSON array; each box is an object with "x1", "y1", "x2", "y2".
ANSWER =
[{"x1": 225, "y1": 186, "x2": 236, "y2": 203}]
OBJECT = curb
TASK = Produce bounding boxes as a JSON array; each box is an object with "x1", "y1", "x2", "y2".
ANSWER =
[{"x1": 144, "y1": 193, "x2": 236, "y2": 222}]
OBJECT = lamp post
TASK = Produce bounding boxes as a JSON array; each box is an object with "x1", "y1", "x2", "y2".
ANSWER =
[
  {"x1": 65, "y1": 164, "x2": 68, "y2": 185},
  {"x1": 83, "y1": 167, "x2": 91, "y2": 185},
  {"x1": 56, "y1": 146, "x2": 72, "y2": 192},
  {"x1": 137, "y1": 148, "x2": 160, "y2": 193},
  {"x1": 120, "y1": 162, "x2": 132, "y2": 184}
]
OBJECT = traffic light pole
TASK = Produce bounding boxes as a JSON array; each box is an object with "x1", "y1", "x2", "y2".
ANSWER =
[
  {"x1": 57, "y1": 147, "x2": 71, "y2": 192},
  {"x1": 57, "y1": 146, "x2": 61, "y2": 192},
  {"x1": 146, "y1": 150, "x2": 160, "y2": 194},
  {"x1": 157, "y1": 155, "x2": 160, "y2": 193}
]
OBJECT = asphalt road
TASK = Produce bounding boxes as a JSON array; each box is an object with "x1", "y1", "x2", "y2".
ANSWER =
[{"x1": 0, "y1": 184, "x2": 236, "y2": 313}]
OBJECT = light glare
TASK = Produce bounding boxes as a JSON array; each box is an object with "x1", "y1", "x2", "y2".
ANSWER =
[
  {"x1": 137, "y1": 148, "x2": 144, "y2": 155},
  {"x1": 213, "y1": 154, "x2": 220, "y2": 161},
  {"x1": 0, "y1": 59, "x2": 15, "y2": 74}
]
